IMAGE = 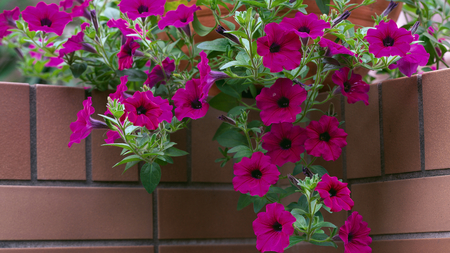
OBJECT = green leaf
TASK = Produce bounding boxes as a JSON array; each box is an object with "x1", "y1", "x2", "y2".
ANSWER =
[
  {"x1": 252, "y1": 197, "x2": 267, "y2": 213},
  {"x1": 286, "y1": 235, "x2": 306, "y2": 249},
  {"x1": 309, "y1": 165, "x2": 328, "y2": 177},
  {"x1": 209, "y1": 92, "x2": 239, "y2": 112},
  {"x1": 268, "y1": 186, "x2": 287, "y2": 194},
  {"x1": 113, "y1": 155, "x2": 142, "y2": 167},
  {"x1": 228, "y1": 106, "x2": 246, "y2": 116},
  {"x1": 197, "y1": 38, "x2": 230, "y2": 52},
  {"x1": 228, "y1": 145, "x2": 251, "y2": 153},
  {"x1": 216, "y1": 129, "x2": 248, "y2": 147},
  {"x1": 70, "y1": 63, "x2": 87, "y2": 78},
  {"x1": 293, "y1": 164, "x2": 303, "y2": 175},
  {"x1": 237, "y1": 193, "x2": 253, "y2": 210},
  {"x1": 192, "y1": 12, "x2": 214, "y2": 36},
  {"x1": 165, "y1": 0, "x2": 188, "y2": 12},
  {"x1": 315, "y1": 0, "x2": 330, "y2": 14},
  {"x1": 116, "y1": 69, "x2": 147, "y2": 81},
  {"x1": 239, "y1": 0, "x2": 267, "y2": 7},
  {"x1": 213, "y1": 122, "x2": 234, "y2": 141},
  {"x1": 165, "y1": 147, "x2": 189, "y2": 157},
  {"x1": 123, "y1": 160, "x2": 139, "y2": 174},
  {"x1": 221, "y1": 19, "x2": 236, "y2": 30},
  {"x1": 103, "y1": 143, "x2": 132, "y2": 150},
  {"x1": 140, "y1": 163, "x2": 161, "y2": 194},
  {"x1": 220, "y1": 60, "x2": 242, "y2": 69},
  {"x1": 313, "y1": 221, "x2": 337, "y2": 229}
]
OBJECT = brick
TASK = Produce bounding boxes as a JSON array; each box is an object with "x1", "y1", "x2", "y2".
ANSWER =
[
  {"x1": 352, "y1": 175, "x2": 450, "y2": 234},
  {"x1": 0, "y1": 82, "x2": 30, "y2": 180},
  {"x1": 0, "y1": 247, "x2": 154, "y2": 253},
  {"x1": 0, "y1": 186, "x2": 152, "y2": 240},
  {"x1": 309, "y1": 94, "x2": 343, "y2": 179},
  {"x1": 422, "y1": 69, "x2": 450, "y2": 170},
  {"x1": 158, "y1": 189, "x2": 256, "y2": 239},
  {"x1": 191, "y1": 107, "x2": 234, "y2": 182},
  {"x1": 36, "y1": 85, "x2": 86, "y2": 180},
  {"x1": 159, "y1": 245, "x2": 258, "y2": 253},
  {"x1": 345, "y1": 84, "x2": 381, "y2": 179},
  {"x1": 372, "y1": 238, "x2": 450, "y2": 252},
  {"x1": 286, "y1": 242, "x2": 343, "y2": 253},
  {"x1": 90, "y1": 90, "x2": 138, "y2": 182},
  {"x1": 382, "y1": 76, "x2": 421, "y2": 174},
  {"x1": 160, "y1": 129, "x2": 188, "y2": 182}
]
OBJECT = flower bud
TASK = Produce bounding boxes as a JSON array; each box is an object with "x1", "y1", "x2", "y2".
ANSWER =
[
  {"x1": 90, "y1": 10, "x2": 99, "y2": 34},
  {"x1": 218, "y1": 115, "x2": 236, "y2": 125},
  {"x1": 332, "y1": 10, "x2": 350, "y2": 27},
  {"x1": 381, "y1": 1, "x2": 399, "y2": 17},
  {"x1": 288, "y1": 174, "x2": 301, "y2": 189},
  {"x1": 303, "y1": 167, "x2": 314, "y2": 178},
  {"x1": 215, "y1": 25, "x2": 241, "y2": 45},
  {"x1": 410, "y1": 21, "x2": 420, "y2": 34}
]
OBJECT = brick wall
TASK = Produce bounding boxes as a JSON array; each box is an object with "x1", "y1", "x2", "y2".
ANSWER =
[{"x1": 1, "y1": 68, "x2": 450, "y2": 252}]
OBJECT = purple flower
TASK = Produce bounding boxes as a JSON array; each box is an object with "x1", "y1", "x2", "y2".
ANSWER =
[
  {"x1": 145, "y1": 91, "x2": 173, "y2": 123},
  {"x1": 233, "y1": 152, "x2": 280, "y2": 197},
  {"x1": 105, "y1": 130, "x2": 121, "y2": 144},
  {"x1": 381, "y1": 0, "x2": 398, "y2": 17},
  {"x1": 197, "y1": 51, "x2": 229, "y2": 94},
  {"x1": 280, "y1": 12, "x2": 330, "y2": 39},
  {"x1": 365, "y1": 20, "x2": 414, "y2": 58},
  {"x1": 22, "y1": 2, "x2": 73, "y2": 36},
  {"x1": 0, "y1": 7, "x2": 20, "y2": 42},
  {"x1": 339, "y1": 212, "x2": 372, "y2": 253},
  {"x1": 319, "y1": 37, "x2": 355, "y2": 56},
  {"x1": 106, "y1": 76, "x2": 132, "y2": 115},
  {"x1": 71, "y1": 0, "x2": 92, "y2": 20},
  {"x1": 144, "y1": 57, "x2": 175, "y2": 88},
  {"x1": 45, "y1": 57, "x2": 64, "y2": 68},
  {"x1": 118, "y1": 0, "x2": 166, "y2": 20},
  {"x1": 316, "y1": 173, "x2": 354, "y2": 212},
  {"x1": 117, "y1": 38, "x2": 140, "y2": 70},
  {"x1": 123, "y1": 91, "x2": 163, "y2": 130},
  {"x1": 172, "y1": 79, "x2": 209, "y2": 120},
  {"x1": 332, "y1": 67, "x2": 370, "y2": 105},
  {"x1": 261, "y1": 122, "x2": 307, "y2": 167},
  {"x1": 60, "y1": 0, "x2": 75, "y2": 10},
  {"x1": 256, "y1": 78, "x2": 307, "y2": 125},
  {"x1": 158, "y1": 4, "x2": 201, "y2": 29},
  {"x1": 81, "y1": 22, "x2": 90, "y2": 31},
  {"x1": 69, "y1": 97, "x2": 108, "y2": 147},
  {"x1": 388, "y1": 44, "x2": 430, "y2": 77},
  {"x1": 107, "y1": 18, "x2": 142, "y2": 40},
  {"x1": 59, "y1": 32, "x2": 98, "y2": 57},
  {"x1": 253, "y1": 203, "x2": 296, "y2": 253},
  {"x1": 256, "y1": 23, "x2": 302, "y2": 73}
]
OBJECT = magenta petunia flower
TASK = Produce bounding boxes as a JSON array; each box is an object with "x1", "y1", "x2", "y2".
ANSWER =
[
  {"x1": 144, "y1": 57, "x2": 175, "y2": 88},
  {"x1": 339, "y1": 212, "x2": 372, "y2": 253},
  {"x1": 123, "y1": 91, "x2": 163, "y2": 130},
  {"x1": 69, "y1": 97, "x2": 108, "y2": 147},
  {"x1": 172, "y1": 79, "x2": 209, "y2": 120},
  {"x1": 60, "y1": 0, "x2": 75, "y2": 10},
  {"x1": 45, "y1": 57, "x2": 64, "y2": 68},
  {"x1": 332, "y1": 67, "x2": 370, "y2": 105},
  {"x1": 58, "y1": 31, "x2": 98, "y2": 57},
  {"x1": 365, "y1": 20, "x2": 414, "y2": 58},
  {"x1": 29, "y1": 42, "x2": 64, "y2": 68},
  {"x1": 118, "y1": 0, "x2": 166, "y2": 20},
  {"x1": 388, "y1": 44, "x2": 430, "y2": 77},
  {"x1": 145, "y1": 91, "x2": 173, "y2": 123},
  {"x1": 280, "y1": 12, "x2": 330, "y2": 39},
  {"x1": 232, "y1": 152, "x2": 280, "y2": 197},
  {"x1": 158, "y1": 4, "x2": 201, "y2": 29},
  {"x1": 197, "y1": 51, "x2": 229, "y2": 95},
  {"x1": 71, "y1": 0, "x2": 92, "y2": 20},
  {"x1": 22, "y1": 2, "x2": 73, "y2": 36},
  {"x1": 319, "y1": 37, "x2": 355, "y2": 56},
  {"x1": 107, "y1": 18, "x2": 142, "y2": 40},
  {"x1": 256, "y1": 23, "x2": 302, "y2": 73},
  {"x1": 105, "y1": 130, "x2": 121, "y2": 144},
  {"x1": 253, "y1": 203, "x2": 296, "y2": 253},
  {"x1": 105, "y1": 76, "x2": 132, "y2": 115},
  {"x1": 261, "y1": 123, "x2": 307, "y2": 167},
  {"x1": 81, "y1": 22, "x2": 90, "y2": 31},
  {"x1": 256, "y1": 78, "x2": 307, "y2": 125},
  {"x1": 0, "y1": 7, "x2": 20, "y2": 35},
  {"x1": 315, "y1": 173, "x2": 354, "y2": 212},
  {"x1": 305, "y1": 115, "x2": 347, "y2": 161},
  {"x1": 117, "y1": 38, "x2": 141, "y2": 70}
]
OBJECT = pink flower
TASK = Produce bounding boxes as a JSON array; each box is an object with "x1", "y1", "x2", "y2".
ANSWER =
[
  {"x1": 117, "y1": 38, "x2": 140, "y2": 70},
  {"x1": 22, "y1": 2, "x2": 73, "y2": 36},
  {"x1": 60, "y1": 0, "x2": 75, "y2": 10},
  {"x1": 71, "y1": 0, "x2": 92, "y2": 19},
  {"x1": 305, "y1": 115, "x2": 347, "y2": 161},
  {"x1": 256, "y1": 23, "x2": 302, "y2": 73},
  {"x1": 256, "y1": 78, "x2": 307, "y2": 125},
  {"x1": 107, "y1": 19, "x2": 142, "y2": 40},
  {"x1": 118, "y1": 0, "x2": 166, "y2": 20},
  {"x1": 339, "y1": 212, "x2": 372, "y2": 253},
  {"x1": 319, "y1": 37, "x2": 355, "y2": 56},
  {"x1": 45, "y1": 57, "x2": 64, "y2": 68},
  {"x1": 58, "y1": 32, "x2": 98, "y2": 57},
  {"x1": 233, "y1": 152, "x2": 280, "y2": 197},
  {"x1": 315, "y1": 173, "x2": 354, "y2": 212},
  {"x1": 332, "y1": 67, "x2": 370, "y2": 105},
  {"x1": 365, "y1": 20, "x2": 414, "y2": 58},
  {"x1": 158, "y1": 4, "x2": 201, "y2": 29},
  {"x1": 123, "y1": 91, "x2": 163, "y2": 130},
  {"x1": 197, "y1": 51, "x2": 229, "y2": 94},
  {"x1": 253, "y1": 203, "x2": 296, "y2": 253},
  {"x1": 280, "y1": 12, "x2": 330, "y2": 39},
  {"x1": 81, "y1": 22, "x2": 90, "y2": 31},
  {"x1": 145, "y1": 91, "x2": 173, "y2": 123},
  {"x1": 172, "y1": 79, "x2": 209, "y2": 120},
  {"x1": 105, "y1": 130, "x2": 121, "y2": 144},
  {"x1": 261, "y1": 123, "x2": 307, "y2": 167},
  {"x1": 144, "y1": 57, "x2": 175, "y2": 88},
  {"x1": 388, "y1": 44, "x2": 430, "y2": 77},
  {"x1": 105, "y1": 76, "x2": 132, "y2": 115},
  {"x1": 0, "y1": 7, "x2": 20, "y2": 39},
  {"x1": 69, "y1": 97, "x2": 108, "y2": 147}
]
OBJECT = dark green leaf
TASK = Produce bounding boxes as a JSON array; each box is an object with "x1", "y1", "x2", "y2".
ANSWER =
[
  {"x1": 165, "y1": 147, "x2": 189, "y2": 157},
  {"x1": 140, "y1": 163, "x2": 161, "y2": 194},
  {"x1": 197, "y1": 38, "x2": 230, "y2": 52},
  {"x1": 286, "y1": 235, "x2": 306, "y2": 249},
  {"x1": 216, "y1": 129, "x2": 248, "y2": 147},
  {"x1": 70, "y1": 63, "x2": 87, "y2": 78},
  {"x1": 221, "y1": 19, "x2": 236, "y2": 30},
  {"x1": 116, "y1": 69, "x2": 147, "y2": 81},
  {"x1": 213, "y1": 122, "x2": 235, "y2": 141},
  {"x1": 252, "y1": 197, "x2": 267, "y2": 213},
  {"x1": 293, "y1": 164, "x2": 303, "y2": 175},
  {"x1": 237, "y1": 193, "x2": 253, "y2": 210},
  {"x1": 315, "y1": 0, "x2": 330, "y2": 14},
  {"x1": 228, "y1": 106, "x2": 246, "y2": 116},
  {"x1": 209, "y1": 92, "x2": 239, "y2": 112},
  {"x1": 192, "y1": 13, "x2": 214, "y2": 36},
  {"x1": 309, "y1": 165, "x2": 328, "y2": 177},
  {"x1": 123, "y1": 160, "x2": 139, "y2": 174}
]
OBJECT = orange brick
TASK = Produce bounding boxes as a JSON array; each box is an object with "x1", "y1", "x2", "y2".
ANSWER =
[
  {"x1": 159, "y1": 245, "x2": 258, "y2": 253},
  {"x1": 372, "y1": 238, "x2": 450, "y2": 252}
]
